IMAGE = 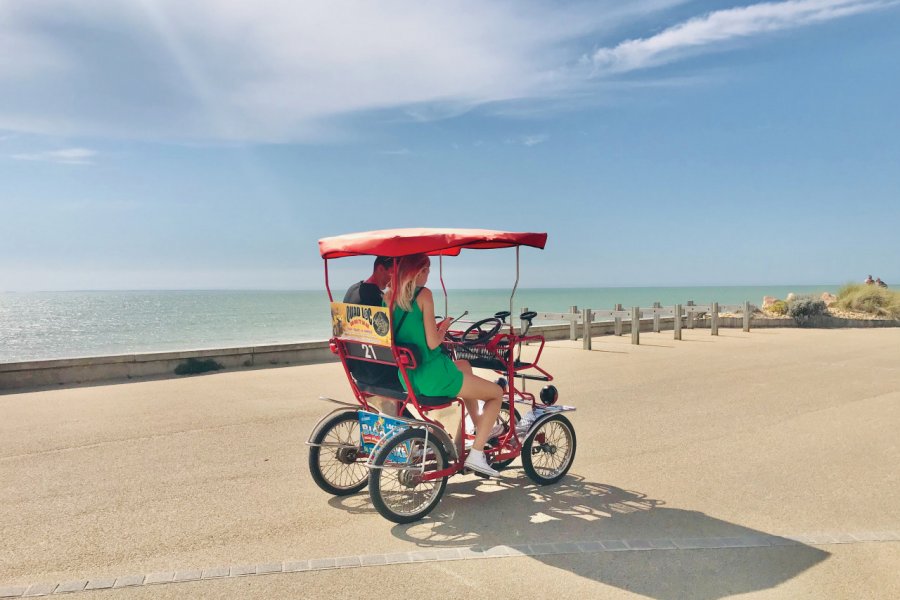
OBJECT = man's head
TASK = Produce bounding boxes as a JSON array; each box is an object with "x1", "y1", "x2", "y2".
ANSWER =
[{"x1": 371, "y1": 256, "x2": 393, "y2": 289}]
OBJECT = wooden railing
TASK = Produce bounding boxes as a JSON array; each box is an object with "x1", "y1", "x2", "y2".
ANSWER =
[{"x1": 520, "y1": 301, "x2": 753, "y2": 348}]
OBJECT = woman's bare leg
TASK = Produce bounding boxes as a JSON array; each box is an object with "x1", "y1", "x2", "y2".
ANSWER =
[
  {"x1": 454, "y1": 360, "x2": 473, "y2": 375},
  {"x1": 458, "y1": 372, "x2": 503, "y2": 451},
  {"x1": 451, "y1": 361, "x2": 475, "y2": 440}
]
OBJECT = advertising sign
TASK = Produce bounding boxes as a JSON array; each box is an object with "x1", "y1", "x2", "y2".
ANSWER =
[
  {"x1": 330, "y1": 302, "x2": 392, "y2": 345},
  {"x1": 358, "y1": 411, "x2": 410, "y2": 463}
]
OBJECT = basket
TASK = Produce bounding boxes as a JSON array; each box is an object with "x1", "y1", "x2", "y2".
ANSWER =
[{"x1": 453, "y1": 343, "x2": 509, "y2": 370}]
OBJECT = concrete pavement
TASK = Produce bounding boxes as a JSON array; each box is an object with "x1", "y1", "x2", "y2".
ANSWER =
[{"x1": 1, "y1": 328, "x2": 898, "y2": 599}]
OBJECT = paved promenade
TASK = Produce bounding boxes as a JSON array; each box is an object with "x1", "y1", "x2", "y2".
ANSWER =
[{"x1": 1, "y1": 328, "x2": 898, "y2": 599}]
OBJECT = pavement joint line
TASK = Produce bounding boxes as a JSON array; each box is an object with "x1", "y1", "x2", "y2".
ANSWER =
[{"x1": 1, "y1": 533, "x2": 897, "y2": 597}]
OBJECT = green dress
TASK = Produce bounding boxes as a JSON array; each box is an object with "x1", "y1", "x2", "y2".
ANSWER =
[{"x1": 393, "y1": 289, "x2": 464, "y2": 398}]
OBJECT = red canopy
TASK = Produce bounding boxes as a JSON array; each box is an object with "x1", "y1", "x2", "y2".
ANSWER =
[{"x1": 319, "y1": 228, "x2": 547, "y2": 259}]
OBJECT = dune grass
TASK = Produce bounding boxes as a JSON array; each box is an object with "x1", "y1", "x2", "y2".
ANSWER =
[{"x1": 834, "y1": 283, "x2": 900, "y2": 319}]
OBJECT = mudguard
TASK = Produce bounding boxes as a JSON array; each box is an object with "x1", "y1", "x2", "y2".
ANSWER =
[
  {"x1": 306, "y1": 405, "x2": 361, "y2": 446},
  {"x1": 520, "y1": 405, "x2": 577, "y2": 440}
]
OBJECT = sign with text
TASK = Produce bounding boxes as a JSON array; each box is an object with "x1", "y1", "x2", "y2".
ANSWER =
[
  {"x1": 358, "y1": 411, "x2": 410, "y2": 462},
  {"x1": 330, "y1": 302, "x2": 392, "y2": 345}
]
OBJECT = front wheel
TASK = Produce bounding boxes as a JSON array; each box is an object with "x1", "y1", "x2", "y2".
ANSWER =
[
  {"x1": 522, "y1": 414, "x2": 576, "y2": 485},
  {"x1": 369, "y1": 428, "x2": 449, "y2": 524},
  {"x1": 308, "y1": 411, "x2": 369, "y2": 496}
]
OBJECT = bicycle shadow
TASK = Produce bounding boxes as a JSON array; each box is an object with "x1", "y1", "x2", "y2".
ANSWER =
[{"x1": 329, "y1": 473, "x2": 829, "y2": 600}]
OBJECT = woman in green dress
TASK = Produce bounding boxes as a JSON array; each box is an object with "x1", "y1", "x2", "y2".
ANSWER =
[{"x1": 388, "y1": 253, "x2": 504, "y2": 477}]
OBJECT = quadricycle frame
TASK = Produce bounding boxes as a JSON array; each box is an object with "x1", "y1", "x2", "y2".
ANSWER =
[{"x1": 306, "y1": 228, "x2": 577, "y2": 523}]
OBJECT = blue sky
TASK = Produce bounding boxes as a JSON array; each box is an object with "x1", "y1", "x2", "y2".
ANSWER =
[{"x1": 1, "y1": 0, "x2": 898, "y2": 291}]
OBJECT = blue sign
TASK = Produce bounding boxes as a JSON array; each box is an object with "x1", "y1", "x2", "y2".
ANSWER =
[{"x1": 358, "y1": 411, "x2": 411, "y2": 463}]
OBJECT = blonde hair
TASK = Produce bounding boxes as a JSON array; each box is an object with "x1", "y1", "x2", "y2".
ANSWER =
[{"x1": 386, "y1": 254, "x2": 430, "y2": 312}]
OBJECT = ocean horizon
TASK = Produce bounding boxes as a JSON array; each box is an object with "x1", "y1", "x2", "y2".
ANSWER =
[{"x1": 1, "y1": 285, "x2": 838, "y2": 363}]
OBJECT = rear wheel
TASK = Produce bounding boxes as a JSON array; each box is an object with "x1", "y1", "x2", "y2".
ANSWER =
[
  {"x1": 369, "y1": 428, "x2": 449, "y2": 524},
  {"x1": 522, "y1": 414, "x2": 576, "y2": 485},
  {"x1": 308, "y1": 411, "x2": 369, "y2": 496}
]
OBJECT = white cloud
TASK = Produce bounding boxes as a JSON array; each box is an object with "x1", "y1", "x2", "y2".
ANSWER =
[
  {"x1": 591, "y1": 0, "x2": 896, "y2": 73},
  {"x1": 0, "y1": 1, "x2": 683, "y2": 143},
  {"x1": 507, "y1": 134, "x2": 550, "y2": 147},
  {"x1": 11, "y1": 147, "x2": 97, "y2": 165},
  {"x1": 378, "y1": 148, "x2": 411, "y2": 155},
  {"x1": 0, "y1": 1, "x2": 892, "y2": 143}
]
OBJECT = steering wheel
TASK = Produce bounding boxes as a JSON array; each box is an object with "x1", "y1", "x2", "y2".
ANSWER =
[{"x1": 448, "y1": 317, "x2": 503, "y2": 346}]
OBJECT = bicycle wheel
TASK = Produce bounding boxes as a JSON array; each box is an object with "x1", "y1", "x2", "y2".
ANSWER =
[
  {"x1": 522, "y1": 414, "x2": 576, "y2": 485},
  {"x1": 369, "y1": 428, "x2": 449, "y2": 524},
  {"x1": 308, "y1": 411, "x2": 369, "y2": 496}
]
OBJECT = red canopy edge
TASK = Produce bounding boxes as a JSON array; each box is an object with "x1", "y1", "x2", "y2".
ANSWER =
[{"x1": 319, "y1": 228, "x2": 547, "y2": 259}]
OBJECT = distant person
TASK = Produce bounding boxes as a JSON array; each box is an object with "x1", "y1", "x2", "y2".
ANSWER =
[
  {"x1": 343, "y1": 256, "x2": 400, "y2": 415},
  {"x1": 876, "y1": 277, "x2": 887, "y2": 288},
  {"x1": 865, "y1": 275, "x2": 875, "y2": 285}
]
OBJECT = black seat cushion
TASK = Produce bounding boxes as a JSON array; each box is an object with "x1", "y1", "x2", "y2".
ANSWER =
[{"x1": 356, "y1": 382, "x2": 456, "y2": 408}]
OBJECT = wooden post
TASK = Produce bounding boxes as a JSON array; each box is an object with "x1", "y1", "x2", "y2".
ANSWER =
[
  {"x1": 569, "y1": 305, "x2": 578, "y2": 340},
  {"x1": 711, "y1": 302, "x2": 719, "y2": 336},
  {"x1": 743, "y1": 301, "x2": 751, "y2": 332},
  {"x1": 614, "y1": 303, "x2": 623, "y2": 336},
  {"x1": 652, "y1": 301, "x2": 661, "y2": 333},
  {"x1": 674, "y1": 304, "x2": 682, "y2": 340},
  {"x1": 631, "y1": 307, "x2": 640, "y2": 345},
  {"x1": 687, "y1": 300, "x2": 695, "y2": 329},
  {"x1": 582, "y1": 308, "x2": 592, "y2": 350}
]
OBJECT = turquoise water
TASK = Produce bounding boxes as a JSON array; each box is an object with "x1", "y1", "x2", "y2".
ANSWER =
[{"x1": 0, "y1": 286, "x2": 835, "y2": 362}]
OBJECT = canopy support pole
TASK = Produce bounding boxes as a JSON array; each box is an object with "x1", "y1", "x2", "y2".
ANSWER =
[
  {"x1": 324, "y1": 259, "x2": 333, "y2": 302},
  {"x1": 509, "y1": 247, "x2": 520, "y2": 335},
  {"x1": 439, "y1": 256, "x2": 448, "y2": 318}
]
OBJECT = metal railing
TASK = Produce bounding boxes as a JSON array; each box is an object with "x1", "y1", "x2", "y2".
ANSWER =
[{"x1": 520, "y1": 301, "x2": 753, "y2": 348}]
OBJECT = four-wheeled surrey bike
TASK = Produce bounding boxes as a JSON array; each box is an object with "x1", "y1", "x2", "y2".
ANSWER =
[{"x1": 307, "y1": 229, "x2": 576, "y2": 523}]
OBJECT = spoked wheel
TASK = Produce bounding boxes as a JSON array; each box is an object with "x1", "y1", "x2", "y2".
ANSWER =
[
  {"x1": 369, "y1": 428, "x2": 449, "y2": 524},
  {"x1": 522, "y1": 414, "x2": 576, "y2": 485},
  {"x1": 308, "y1": 411, "x2": 369, "y2": 496},
  {"x1": 488, "y1": 400, "x2": 521, "y2": 471}
]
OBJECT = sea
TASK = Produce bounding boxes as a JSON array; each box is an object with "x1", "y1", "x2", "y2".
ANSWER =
[{"x1": 0, "y1": 286, "x2": 836, "y2": 363}]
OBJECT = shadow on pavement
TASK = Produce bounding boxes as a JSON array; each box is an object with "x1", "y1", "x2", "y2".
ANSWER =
[{"x1": 329, "y1": 474, "x2": 828, "y2": 599}]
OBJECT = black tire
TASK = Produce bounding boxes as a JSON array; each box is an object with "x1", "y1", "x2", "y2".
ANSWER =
[
  {"x1": 522, "y1": 414, "x2": 576, "y2": 485},
  {"x1": 489, "y1": 401, "x2": 521, "y2": 471},
  {"x1": 308, "y1": 411, "x2": 369, "y2": 496},
  {"x1": 369, "y1": 428, "x2": 449, "y2": 524}
]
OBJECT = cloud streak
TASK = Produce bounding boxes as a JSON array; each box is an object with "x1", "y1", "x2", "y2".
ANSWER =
[
  {"x1": 0, "y1": 1, "x2": 683, "y2": 143},
  {"x1": 11, "y1": 148, "x2": 97, "y2": 165},
  {"x1": 591, "y1": 0, "x2": 896, "y2": 73},
  {"x1": 0, "y1": 1, "x2": 893, "y2": 142},
  {"x1": 507, "y1": 134, "x2": 550, "y2": 147}
]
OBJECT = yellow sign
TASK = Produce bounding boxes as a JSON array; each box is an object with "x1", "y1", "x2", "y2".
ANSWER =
[{"x1": 330, "y1": 302, "x2": 392, "y2": 345}]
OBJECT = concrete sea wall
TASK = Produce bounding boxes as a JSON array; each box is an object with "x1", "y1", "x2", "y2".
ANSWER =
[{"x1": 2, "y1": 317, "x2": 897, "y2": 392}]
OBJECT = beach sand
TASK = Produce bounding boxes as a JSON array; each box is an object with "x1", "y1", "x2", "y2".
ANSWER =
[{"x1": 1, "y1": 327, "x2": 898, "y2": 599}]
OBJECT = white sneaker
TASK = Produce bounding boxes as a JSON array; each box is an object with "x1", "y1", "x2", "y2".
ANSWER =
[{"x1": 464, "y1": 449, "x2": 499, "y2": 478}]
